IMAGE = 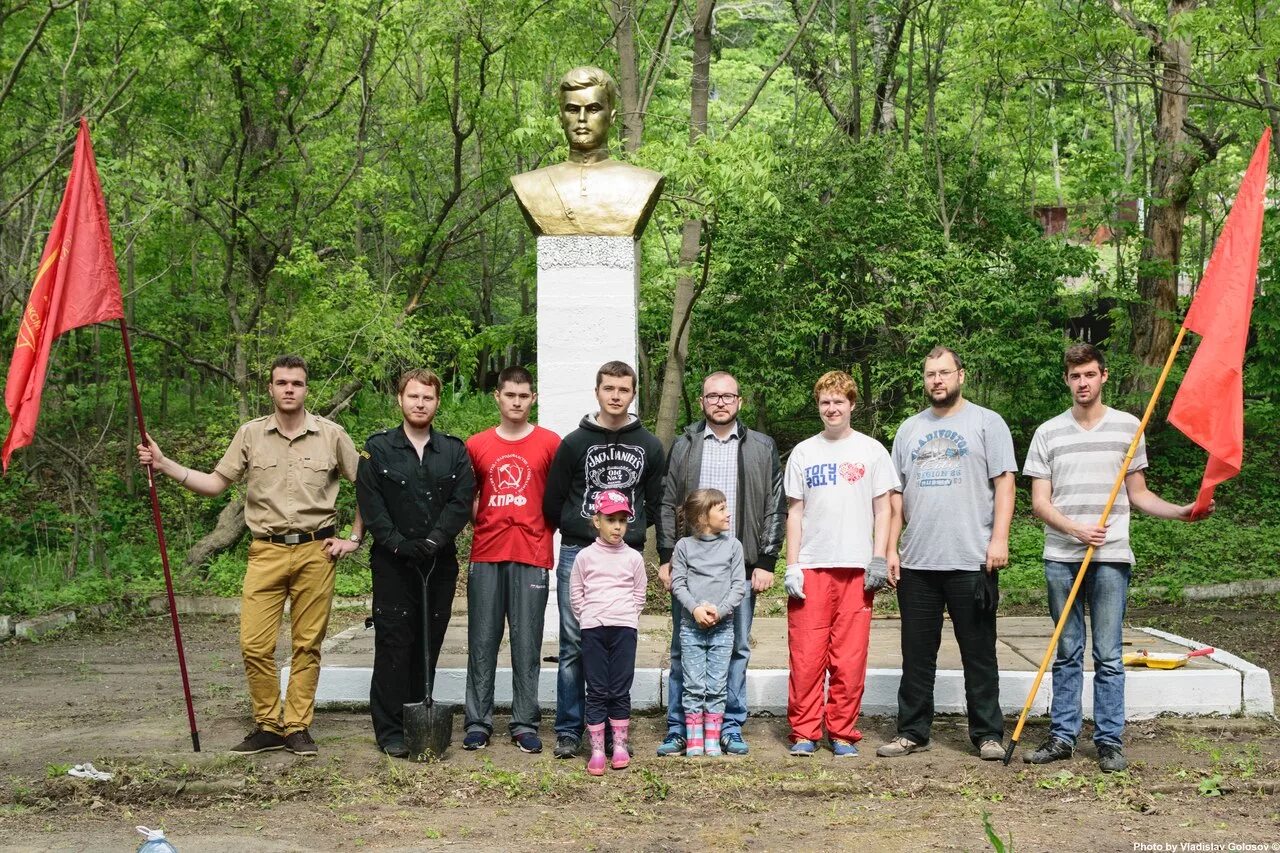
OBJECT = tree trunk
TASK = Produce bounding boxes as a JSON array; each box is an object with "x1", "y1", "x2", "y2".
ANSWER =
[
  {"x1": 610, "y1": 0, "x2": 644, "y2": 153},
  {"x1": 654, "y1": 0, "x2": 714, "y2": 449},
  {"x1": 849, "y1": 0, "x2": 862, "y2": 140},
  {"x1": 1129, "y1": 1, "x2": 1199, "y2": 371},
  {"x1": 185, "y1": 500, "x2": 247, "y2": 571}
]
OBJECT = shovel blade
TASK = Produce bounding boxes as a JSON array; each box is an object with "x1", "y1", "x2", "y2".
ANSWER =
[{"x1": 404, "y1": 699, "x2": 454, "y2": 761}]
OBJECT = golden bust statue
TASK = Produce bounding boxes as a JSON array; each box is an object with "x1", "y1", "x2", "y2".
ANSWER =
[{"x1": 510, "y1": 67, "x2": 665, "y2": 238}]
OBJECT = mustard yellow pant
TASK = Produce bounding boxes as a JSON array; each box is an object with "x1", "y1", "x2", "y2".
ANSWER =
[{"x1": 241, "y1": 539, "x2": 335, "y2": 734}]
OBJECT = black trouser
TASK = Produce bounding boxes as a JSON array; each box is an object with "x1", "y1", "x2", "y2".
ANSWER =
[
  {"x1": 581, "y1": 625, "x2": 637, "y2": 726},
  {"x1": 896, "y1": 568, "x2": 1003, "y2": 747},
  {"x1": 369, "y1": 545, "x2": 458, "y2": 748}
]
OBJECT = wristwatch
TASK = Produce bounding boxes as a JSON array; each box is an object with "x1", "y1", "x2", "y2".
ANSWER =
[{"x1": 348, "y1": 533, "x2": 362, "y2": 544}]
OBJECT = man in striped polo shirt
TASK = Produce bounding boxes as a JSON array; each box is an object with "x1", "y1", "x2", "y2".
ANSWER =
[{"x1": 1022, "y1": 343, "x2": 1210, "y2": 773}]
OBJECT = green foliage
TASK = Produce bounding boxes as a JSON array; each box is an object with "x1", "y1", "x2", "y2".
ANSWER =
[
  {"x1": 981, "y1": 810, "x2": 1014, "y2": 853},
  {"x1": 1, "y1": 0, "x2": 1277, "y2": 616}
]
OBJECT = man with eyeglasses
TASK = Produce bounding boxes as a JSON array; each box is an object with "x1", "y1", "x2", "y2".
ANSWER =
[
  {"x1": 877, "y1": 346, "x2": 1016, "y2": 762},
  {"x1": 655, "y1": 371, "x2": 786, "y2": 756}
]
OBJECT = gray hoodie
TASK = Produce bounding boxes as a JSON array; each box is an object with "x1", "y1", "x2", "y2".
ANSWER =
[{"x1": 671, "y1": 532, "x2": 747, "y2": 623}]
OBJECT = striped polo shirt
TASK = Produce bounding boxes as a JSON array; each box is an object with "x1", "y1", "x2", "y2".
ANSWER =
[{"x1": 1022, "y1": 407, "x2": 1148, "y2": 564}]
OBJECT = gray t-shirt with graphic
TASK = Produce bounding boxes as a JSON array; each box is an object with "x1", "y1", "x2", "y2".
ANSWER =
[{"x1": 891, "y1": 402, "x2": 1017, "y2": 571}]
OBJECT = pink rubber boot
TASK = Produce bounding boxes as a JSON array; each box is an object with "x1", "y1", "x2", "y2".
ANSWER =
[
  {"x1": 684, "y1": 712, "x2": 705, "y2": 757},
  {"x1": 704, "y1": 712, "x2": 724, "y2": 757},
  {"x1": 609, "y1": 718, "x2": 631, "y2": 770},
  {"x1": 586, "y1": 722, "x2": 607, "y2": 776}
]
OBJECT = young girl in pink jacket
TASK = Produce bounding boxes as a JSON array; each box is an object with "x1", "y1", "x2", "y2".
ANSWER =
[{"x1": 569, "y1": 489, "x2": 648, "y2": 776}]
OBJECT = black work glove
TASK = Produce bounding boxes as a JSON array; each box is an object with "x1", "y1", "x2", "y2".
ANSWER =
[
  {"x1": 397, "y1": 538, "x2": 439, "y2": 563},
  {"x1": 974, "y1": 564, "x2": 1000, "y2": 612}
]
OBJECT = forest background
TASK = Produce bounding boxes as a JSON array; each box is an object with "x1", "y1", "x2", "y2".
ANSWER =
[{"x1": 1, "y1": 0, "x2": 1279, "y2": 615}]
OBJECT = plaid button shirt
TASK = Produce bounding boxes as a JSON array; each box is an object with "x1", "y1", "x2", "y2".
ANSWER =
[{"x1": 699, "y1": 426, "x2": 739, "y2": 528}]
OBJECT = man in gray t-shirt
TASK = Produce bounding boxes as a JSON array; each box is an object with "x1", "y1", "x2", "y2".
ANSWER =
[{"x1": 877, "y1": 347, "x2": 1016, "y2": 762}]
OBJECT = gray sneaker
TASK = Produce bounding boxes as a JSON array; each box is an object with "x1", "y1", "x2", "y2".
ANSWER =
[
  {"x1": 553, "y1": 735, "x2": 579, "y2": 759},
  {"x1": 1097, "y1": 743, "x2": 1127, "y2": 773},
  {"x1": 876, "y1": 736, "x2": 930, "y2": 757},
  {"x1": 978, "y1": 739, "x2": 1005, "y2": 761}
]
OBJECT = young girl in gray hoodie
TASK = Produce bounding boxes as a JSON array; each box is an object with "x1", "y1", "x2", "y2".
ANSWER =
[{"x1": 670, "y1": 488, "x2": 747, "y2": 756}]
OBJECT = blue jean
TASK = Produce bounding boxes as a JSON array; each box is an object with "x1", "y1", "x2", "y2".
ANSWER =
[
  {"x1": 679, "y1": 615, "x2": 734, "y2": 714},
  {"x1": 667, "y1": 588, "x2": 756, "y2": 736},
  {"x1": 1044, "y1": 560, "x2": 1131, "y2": 747},
  {"x1": 554, "y1": 544, "x2": 584, "y2": 740}
]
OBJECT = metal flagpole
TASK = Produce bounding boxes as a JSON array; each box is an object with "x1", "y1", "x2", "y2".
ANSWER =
[{"x1": 119, "y1": 319, "x2": 201, "y2": 752}]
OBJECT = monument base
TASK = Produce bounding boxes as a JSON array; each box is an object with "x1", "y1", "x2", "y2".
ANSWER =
[{"x1": 536, "y1": 235, "x2": 641, "y2": 642}]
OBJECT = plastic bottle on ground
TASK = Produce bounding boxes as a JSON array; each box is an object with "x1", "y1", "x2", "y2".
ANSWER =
[{"x1": 136, "y1": 826, "x2": 178, "y2": 852}]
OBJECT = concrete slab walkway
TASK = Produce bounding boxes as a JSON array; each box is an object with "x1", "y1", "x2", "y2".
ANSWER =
[{"x1": 292, "y1": 613, "x2": 1273, "y2": 719}]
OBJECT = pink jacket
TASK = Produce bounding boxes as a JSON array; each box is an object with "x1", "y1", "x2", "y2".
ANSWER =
[{"x1": 569, "y1": 538, "x2": 647, "y2": 629}]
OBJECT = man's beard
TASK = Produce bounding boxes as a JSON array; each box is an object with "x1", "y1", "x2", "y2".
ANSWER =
[{"x1": 929, "y1": 387, "x2": 961, "y2": 407}]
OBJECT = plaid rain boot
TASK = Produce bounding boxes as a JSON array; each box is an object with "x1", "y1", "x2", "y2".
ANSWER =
[
  {"x1": 684, "y1": 712, "x2": 705, "y2": 757},
  {"x1": 703, "y1": 713, "x2": 724, "y2": 757}
]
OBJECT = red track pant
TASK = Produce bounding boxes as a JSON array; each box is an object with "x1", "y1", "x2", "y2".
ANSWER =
[{"x1": 787, "y1": 567, "x2": 874, "y2": 742}]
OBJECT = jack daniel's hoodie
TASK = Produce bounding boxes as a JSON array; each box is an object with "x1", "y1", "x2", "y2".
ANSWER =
[{"x1": 542, "y1": 413, "x2": 666, "y2": 551}]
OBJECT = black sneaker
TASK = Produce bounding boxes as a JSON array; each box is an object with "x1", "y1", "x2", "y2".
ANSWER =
[
  {"x1": 381, "y1": 738, "x2": 409, "y2": 758},
  {"x1": 553, "y1": 735, "x2": 579, "y2": 759},
  {"x1": 462, "y1": 730, "x2": 490, "y2": 751},
  {"x1": 284, "y1": 728, "x2": 318, "y2": 757},
  {"x1": 1023, "y1": 737, "x2": 1074, "y2": 765},
  {"x1": 1097, "y1": 743, "x2": 1128, "y2": 773},
  {"x1": 230, "y1": 728, "x2": 285, "y2": 755}
]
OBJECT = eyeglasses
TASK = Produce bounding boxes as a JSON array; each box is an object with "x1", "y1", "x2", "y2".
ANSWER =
[
  {"x1": 924, "y1": 369, "x2": 958, "y2": 381},
  {"x1": 702, "y1": 393, "x2": 740, "y2": 405}
]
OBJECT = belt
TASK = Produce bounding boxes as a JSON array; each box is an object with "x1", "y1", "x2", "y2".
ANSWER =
[{"x1": 254, "y1": 525, "x2": 336, "y2": 545}]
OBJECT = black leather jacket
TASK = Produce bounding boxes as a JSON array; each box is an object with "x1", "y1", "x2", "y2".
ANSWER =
[{"x1": 356, "y1": 424, "x2": 474, "y2": 557}]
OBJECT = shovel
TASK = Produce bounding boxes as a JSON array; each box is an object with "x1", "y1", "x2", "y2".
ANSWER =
[{"x1": 403, "y1": 557, "x2": 455, "y2": 760}]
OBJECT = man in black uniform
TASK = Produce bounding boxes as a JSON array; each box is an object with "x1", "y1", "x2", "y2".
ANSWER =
[{"x1": 357, "y1": 368, "x2": 475, "y2": 757}]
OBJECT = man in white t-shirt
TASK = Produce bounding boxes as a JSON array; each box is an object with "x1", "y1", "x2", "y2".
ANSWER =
[
  {"x1": 1022, "y1": 343, "x2": 1209, "y2": 773},
  {"x1": 783, "y1": 370, "x2": 899, "y2": 757}
]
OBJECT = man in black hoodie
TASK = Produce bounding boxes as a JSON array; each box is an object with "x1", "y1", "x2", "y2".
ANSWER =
[{"x1": 543, "y1": 360, "x2": 665, "y2": 758}]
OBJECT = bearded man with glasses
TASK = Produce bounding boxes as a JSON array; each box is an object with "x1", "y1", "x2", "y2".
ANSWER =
[
  {"x1": 655, "y1": 372, "x2": 786, "y2": 756},
  {"x1": 877, "y1": 346, "x2": 1016, "y2": 762}
]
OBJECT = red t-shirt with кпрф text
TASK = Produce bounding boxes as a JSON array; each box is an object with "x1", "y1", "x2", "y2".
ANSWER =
[{"x1": 466, "y1": 425, "x2": 561, "y2": 569}]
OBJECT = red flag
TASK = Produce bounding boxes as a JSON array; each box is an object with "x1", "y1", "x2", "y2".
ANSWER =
[
  {"x1": 1168, "y1": 128, "x2": 1271, "y2": 518},
  {"x1": 3, "y1": 118, "x2": 124, "y2": 471}
]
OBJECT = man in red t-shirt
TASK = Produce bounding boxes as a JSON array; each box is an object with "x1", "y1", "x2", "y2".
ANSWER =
[{"x1": 463, "y1": 365, "x2": 561, "y2": 754}]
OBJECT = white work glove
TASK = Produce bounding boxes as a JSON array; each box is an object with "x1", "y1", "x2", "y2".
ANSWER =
[
  {"x1": 864, "y1": 556, "x2": 890, "y2": 593},
  {"x1": 784, "y1": 565, "x2": 805, "y2": 599}
]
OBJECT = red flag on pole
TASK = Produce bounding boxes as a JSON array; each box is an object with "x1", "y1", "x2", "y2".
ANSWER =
[
  {"x1": 1, "y1": 119, "x2": 201, "y2": 750},
  {"x1": 3, "y1": 118, "x2": 125, "y2": 471},
  {"x1": 1168, "y1": 127, "x2": 1272, "y2": 518}
]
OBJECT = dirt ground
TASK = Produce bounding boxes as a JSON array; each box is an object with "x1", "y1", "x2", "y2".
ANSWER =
[{"x1": 1, "y1": 605, "x2": 1278, "y2": 853}]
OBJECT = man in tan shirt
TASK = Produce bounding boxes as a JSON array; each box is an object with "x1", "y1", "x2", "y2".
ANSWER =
[{"x1": 139, "y1": 354, "x2": 363, "y2": 756}]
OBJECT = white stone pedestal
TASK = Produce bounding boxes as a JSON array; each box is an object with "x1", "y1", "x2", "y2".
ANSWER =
[
  {"x1": 536, "y1": 236, "x2": 640, "y2": 434},
  {"x1": 536, "y1": 235, "x2": 640, "y2": 642}
]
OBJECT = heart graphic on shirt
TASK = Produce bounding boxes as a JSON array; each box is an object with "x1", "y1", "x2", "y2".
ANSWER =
[{"x1": 839, "y1": 462, "x2": 865, "y2": 484}]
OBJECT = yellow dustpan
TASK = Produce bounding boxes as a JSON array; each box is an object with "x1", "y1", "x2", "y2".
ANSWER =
[{"x1": 1122, "y1": 647, "x2": 1215, "y2": 669}]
